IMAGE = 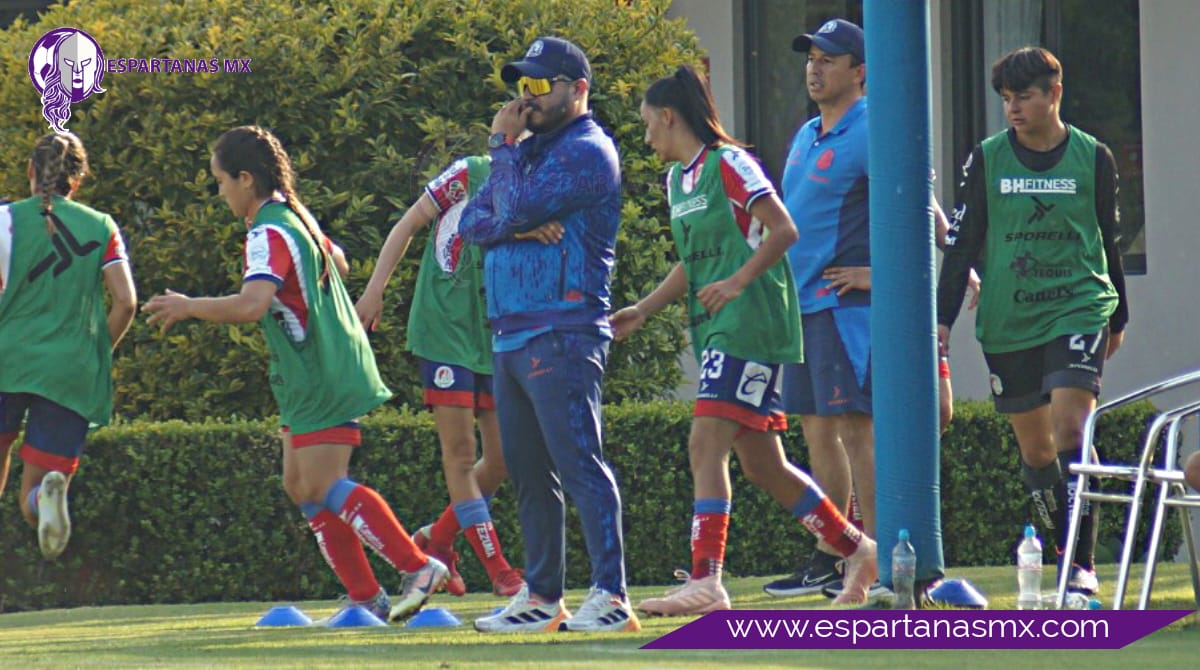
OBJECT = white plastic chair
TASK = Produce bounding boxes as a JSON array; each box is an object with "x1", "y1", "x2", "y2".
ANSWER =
[{"x1": 1056, "y1": 368, "x2": 1200, "y2": 609}]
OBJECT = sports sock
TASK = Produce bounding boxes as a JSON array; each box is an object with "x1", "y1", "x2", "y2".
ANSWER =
[
  {"x1": 325, "y1": 478, "x2": 427, "y2": 573},
  {"x1": 454, "y1": 498, "x2": 511, "y2": 580},
  {"x1": 1058, "y1": 448, "x2": 1099, "y2": 569},
  {"x1": 1021, "y1": 459, "x2": 1065, "y2": 535},
  {"x1": 428, "y1": 502, "x2": 461, "y2": 548},
  {"x1": 791, "y1": 485, "x2": 863, "y2": 558},
  {"x1": 301, "y1": 503, "x2": 380, "y2": 602},
  {"x1": 691, "y1": 498, "x2": 731, "y2": 579}
]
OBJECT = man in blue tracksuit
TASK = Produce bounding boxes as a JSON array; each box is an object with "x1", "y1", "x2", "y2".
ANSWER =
[{"x1": 460, "y1": 36, "x2": 638, "y2": 634}]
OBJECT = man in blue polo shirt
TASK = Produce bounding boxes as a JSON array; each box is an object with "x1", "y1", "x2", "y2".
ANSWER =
[{"x1": 765, "y1": 18, "x2": 883, "y2": 599}]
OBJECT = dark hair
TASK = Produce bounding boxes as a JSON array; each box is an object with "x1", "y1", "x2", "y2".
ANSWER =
[
  {"x1": 643, "y1": 65, "x2": 746, "y2": 149},
  {"x1": 991, "y1": 46, "x2": 1062, "y2": 94},
  {"x1": 32, "y1": 132, "x2": 88, "y2": 235},
  {"x1": 211, "y1": 126, "x2": 332, "y2": 287}
]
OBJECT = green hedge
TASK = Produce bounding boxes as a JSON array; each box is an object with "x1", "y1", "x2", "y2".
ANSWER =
[{"x1": 0, "y1": 400, "x2": 1173, "y2": 611}]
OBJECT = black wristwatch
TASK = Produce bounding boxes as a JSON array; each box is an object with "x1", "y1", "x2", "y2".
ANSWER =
[{"x1": 488, "y1": 132, "x2": 510, "y2": 150}]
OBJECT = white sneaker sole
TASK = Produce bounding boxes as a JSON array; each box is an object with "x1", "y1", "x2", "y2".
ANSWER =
[{"x1": 37, "y1": 471, "x2": 71, "y2": 560}]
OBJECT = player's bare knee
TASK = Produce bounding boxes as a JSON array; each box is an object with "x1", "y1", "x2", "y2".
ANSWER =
[{"x1": 1183, "y1": 451, "x2": 1200, "y2": 491}]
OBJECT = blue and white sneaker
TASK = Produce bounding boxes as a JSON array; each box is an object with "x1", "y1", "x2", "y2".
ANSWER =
[
  {"x1": 37, "y1": 471, "x2": 71, "y2": 560},
  {"x1": 559, "y1": 586, "x2": 641, "y2": 633},
  {"x1": 474, "y1": 585, "x2": 571, "y2": 633},
  {"x1": 389, "y1": 557, "x2": 449, "y2": 622}
]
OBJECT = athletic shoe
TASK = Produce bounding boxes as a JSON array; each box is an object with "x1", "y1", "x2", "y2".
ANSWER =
[
  {"x1": 637, "y1": 569, "x2": 732, "y2": 616},
  {"x1": 762, "y1": 551, "x2": 842, "y2": 597},
  {"x1": 311, "y1": 587, "x2": 390, "y2": 626},
  {"x1": 821, "y1": 579, "x2": 893, "y2": 600},
  {"x1": 492, "y1": 567, "x2": 527, "y2": 597},
  {"x1": 1066, "y1": 564, "x2": 1100, "y2": 595},
  {"x1": 474, "y1": 585, "x2": 571, "y2": 633},
  {"x1": 559, "y1": 586, "x2": 641, "y2": 632},
  {"x1": 36, "y1": 471, "x2": 71, "y2": 560},
  {"x1": 389, "y1": 556, "x2": 449, "y2": 622},
  {"x1": 414, "y1": 523, "x2": 466, "y2": 596},
  {"x1": 832, "y1": 538, "x2": 879, "y2": 606}
]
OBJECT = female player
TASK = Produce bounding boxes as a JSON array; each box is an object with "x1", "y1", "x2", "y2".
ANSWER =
[
  {"x1": 0, "y1": 132, "x2": 136, "y2": 560},
  {"x1": 356, "y1": 155, "x2": 524, "y2": 598},
  {"x1": 143, "y1": 125, "x2": 446, "y2": 622},
  {"x1": 612, "y1": 66, "x2": 878, "y2": 615}
]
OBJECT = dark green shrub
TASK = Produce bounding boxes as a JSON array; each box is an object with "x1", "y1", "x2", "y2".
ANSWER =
[
  {"x1": 0, "y1": 401, "x2": 1171, "y2": 610},
  {"x1": 0, "y1": 0, "x2": 693, "y2": 422}
]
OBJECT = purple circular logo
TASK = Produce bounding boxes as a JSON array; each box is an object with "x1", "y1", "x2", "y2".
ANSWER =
[{"x1": 28, "y1": 27, "x2": 106, "y2": 132}]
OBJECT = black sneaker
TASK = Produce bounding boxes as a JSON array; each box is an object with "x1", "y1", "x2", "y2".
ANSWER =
[{"x1": 763, "y1": 552, "x2": 843, "y2": 597}]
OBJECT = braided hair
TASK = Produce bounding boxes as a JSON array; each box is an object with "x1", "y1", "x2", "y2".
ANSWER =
[
  {"x1": 31, "y1": 132, "x2": 89, "y2": 235},
  {"x1": 211, "y1": 126, "x2": 332, "y2": 287}
]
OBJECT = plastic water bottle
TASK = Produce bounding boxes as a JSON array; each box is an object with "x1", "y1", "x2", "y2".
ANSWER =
[
  {"x1": 892, "y1": 528, "x2": 917, "y2": 609},
  {"x1": 1016, "y1": 524, "x2": 1043, "y2": 610}
]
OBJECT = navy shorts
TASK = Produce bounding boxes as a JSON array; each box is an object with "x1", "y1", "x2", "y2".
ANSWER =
[
  {"x1": 0, "y1": 393, "x2": 89, "y2": 475},
  {"x1": 984, "y1": 329, "x2": 1109, "y2": 414},
  {"x1": 419, "y1": 358, "x2": 495, "y2": 411},
  {"x1": 694, "y1": 347, "x2": 788, "y2": 432},
  {"x1": 782, "y1": 308, "x2": 872, "y2": 416}
]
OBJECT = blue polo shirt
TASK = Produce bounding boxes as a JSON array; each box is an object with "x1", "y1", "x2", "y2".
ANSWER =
[{"x1": 782, "y1": 96, "x2": 869, "y2": 314}]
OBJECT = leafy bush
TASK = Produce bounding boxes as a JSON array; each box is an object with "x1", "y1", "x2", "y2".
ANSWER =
[
  {"x1": 0, "y1": 401, "x2": 1171, "y2": 610},
  {"x1": 0, "y1": 0, "x2": 693, "y2": 422}
]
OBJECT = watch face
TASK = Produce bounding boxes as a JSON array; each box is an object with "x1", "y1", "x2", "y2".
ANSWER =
[{"x1": 489, "y1": 133, "x2": 506, "y2": 149}]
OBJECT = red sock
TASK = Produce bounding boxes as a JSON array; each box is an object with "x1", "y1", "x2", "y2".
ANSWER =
[
  {"x1": 848, "y1": 489, "x2": 866, "y2": 532},
  {"x1": 337, "y1": 484, "x2": 427, "y2": 573},
  {"x1": 463, "y1": 520, "x2": 512, "y2": 580},
  {"x1": 798, "y1": 497, "x2": 864, "y2": 558},
  {"x1": 308, "y1": 509, "x2": 380, "y2": 602},
  {"x1": 429, "y1": 502, "x2": 460, "y2": 548},
  {"x1": 691, "y1": 512, "x2": 729, "y2": 579}
]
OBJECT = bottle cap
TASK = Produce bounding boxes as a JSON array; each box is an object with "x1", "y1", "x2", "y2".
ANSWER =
[
  {"x1": 898, "y1": 528, "x2": 910, "y2": 542},
  {"x1": 1024, "y1": 524, "x2": 1036, "y2": 538}
]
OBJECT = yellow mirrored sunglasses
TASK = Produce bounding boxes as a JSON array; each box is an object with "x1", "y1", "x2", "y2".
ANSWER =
[{"x1": 517, "y1": 75, "x2": 574, "y2": 96}]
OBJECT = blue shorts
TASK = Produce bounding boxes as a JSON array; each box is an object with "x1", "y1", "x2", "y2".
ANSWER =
[
  {"x1": 418, "y1": 359, "x2": 495, "y2": 411},
  {"x1": 782, "y1": 307, "x2": 872, "y2": 416},
  {"x1": 0, "y1": 393, "x2": 88, "y2": 474},
  {"x1": 694, "y1": 348, "x2": 788, "y2": 432}
]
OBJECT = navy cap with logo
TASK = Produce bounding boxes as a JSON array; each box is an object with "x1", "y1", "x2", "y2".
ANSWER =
[
  {"x1": 792, "y1": 18, "x2": 865, "y2": 62},
  {"x1": 501, "y1": 37, "x2": 592, "y2": 84}
]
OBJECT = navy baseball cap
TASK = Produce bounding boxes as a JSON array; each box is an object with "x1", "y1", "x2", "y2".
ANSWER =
[
  {"x1": 501, "y1": 37, "x2": 592, "y2": 84},
  {"x1": 792, "y1": 19, "x2": 865, "y2": 62}
]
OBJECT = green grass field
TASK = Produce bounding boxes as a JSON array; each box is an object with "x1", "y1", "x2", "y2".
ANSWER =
[{"x1": 1, "y1": 564, "x2": 1196, "y2": 669}]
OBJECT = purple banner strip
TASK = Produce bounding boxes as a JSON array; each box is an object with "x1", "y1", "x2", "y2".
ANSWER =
[{"x1": 641, "y1": 609, "x2": 1195, "y2": 650}]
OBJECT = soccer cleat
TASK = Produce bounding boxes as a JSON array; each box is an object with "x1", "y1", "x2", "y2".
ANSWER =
[
  {"x1": 559, "y1": 586, "x2": 641, "y2": 633},
  {"x1": 474, "y1": 585, "x2": 571, "y2": 633},
  {"x1": 762, "y1": 551, "x2": 842, "y2": 597},
  {"x1": 414, "y1": 523, "x2": 466, "y2": 596},
  {"x1": 832, "y1": 537, "x2": 878, "y2": 606},
  {"x1": 637, "y1": 569, "x2": 732, "y2": 616},
  {"x1": 36, "y1": 471, "x2": 71, "y2": 560},
  {"x1": 1066, "y1": 564, "x2": 1100, "y2": 595},
  {"x1": 492, "y1": 567, "x2": 527, "y2": 597},
  {"x1": 821, "y1": 579, "x2": 893, "y2": 600},
  {"x1": 389, "y1": 556, "x2": 449, "y2": 622}
]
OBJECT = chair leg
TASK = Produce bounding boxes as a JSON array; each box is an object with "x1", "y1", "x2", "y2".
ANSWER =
[
  {"x1": 1179, "y1": 491, "x2": 1200, "y2": 610},
  {"x1": 1137, "y1": 479, "x2": 1173, "y2": 609},
  {"x1": 1114, "y1": 472, "x2": 1150, "y2": 610}
]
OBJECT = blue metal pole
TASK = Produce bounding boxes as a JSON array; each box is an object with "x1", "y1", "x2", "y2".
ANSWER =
[{"x1": 864, "y1": 0, "x2": 944, "y2": 587}]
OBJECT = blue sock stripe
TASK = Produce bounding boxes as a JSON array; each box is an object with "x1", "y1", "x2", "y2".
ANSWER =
[
  {"x1": 452, "y1": 497, "x2": 492, "y2": 528},
  {"x1": 298, "y1": 502, "x2": 323, "y2": 520},
  {"x1": 323, "y1": 477, "x2": 358, "y2": 513},
  {"x1": 27, "y1": 486, "x2": 39, "y2": 516},
  {"x1": 791, "y1": 487, "x2": 825, "y2": 519},
  {"x1": 693, "y1": 498, "x2": 731, "y2": 515}
]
